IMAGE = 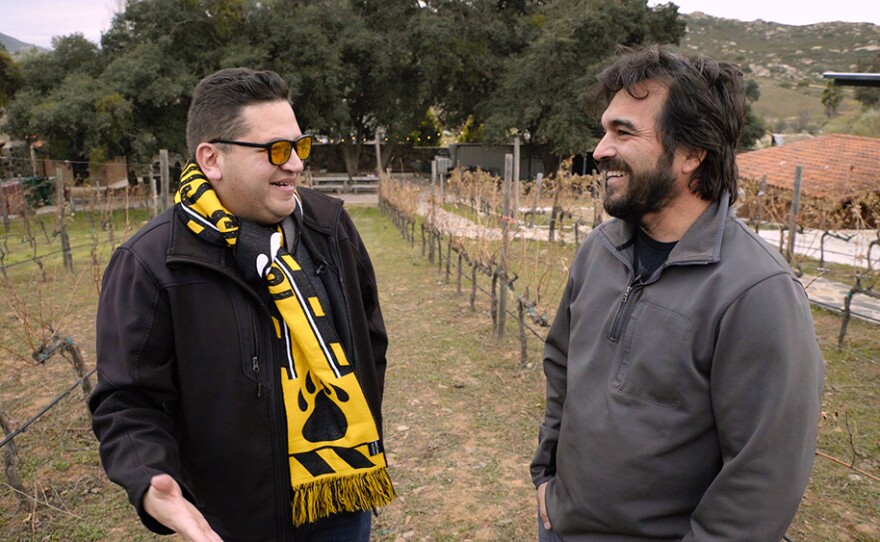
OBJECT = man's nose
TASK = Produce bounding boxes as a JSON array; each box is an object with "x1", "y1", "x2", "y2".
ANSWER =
[
  {"x1": 592, "y1": 134, "x2": 614, "y2": 161},
  {"x1": 281, "y1": 153, "x2": 304, "y2": 174}
]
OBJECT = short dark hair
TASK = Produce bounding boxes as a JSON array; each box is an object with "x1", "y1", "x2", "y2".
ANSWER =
[
  {"x1": 597, "y1": 45, "x2": 746, "y2": 203},
  {"x1": 186, "y1": 68, "x2": 290, "y2": 157}
]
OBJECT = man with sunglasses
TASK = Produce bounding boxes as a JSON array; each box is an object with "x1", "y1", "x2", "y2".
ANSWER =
[{"x1": 90, "y1": 68, "x2": 394, "y2": 541}]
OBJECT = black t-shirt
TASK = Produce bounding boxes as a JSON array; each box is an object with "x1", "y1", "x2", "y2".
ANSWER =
[{"x1": 634, "y1": 228, "x2": 677, "y2": 283}]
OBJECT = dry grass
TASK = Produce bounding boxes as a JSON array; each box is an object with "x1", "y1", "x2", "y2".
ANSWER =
[{"x1": 0, "y1": 205, "x2": 877, "y2": 541}]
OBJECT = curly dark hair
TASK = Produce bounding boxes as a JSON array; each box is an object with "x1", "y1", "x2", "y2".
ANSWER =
[{"x1": 597, "y1": 45, "x2": 746, "y2": 203}]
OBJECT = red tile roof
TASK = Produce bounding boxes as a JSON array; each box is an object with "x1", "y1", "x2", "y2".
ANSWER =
[{"x1": 736, "y1": 134, "x2": 880, "y2": 201}]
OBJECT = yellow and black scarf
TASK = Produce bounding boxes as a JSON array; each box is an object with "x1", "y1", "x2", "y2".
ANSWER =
[{"x1": 174, "y1": 161, "x2": 394, "y2": 526}]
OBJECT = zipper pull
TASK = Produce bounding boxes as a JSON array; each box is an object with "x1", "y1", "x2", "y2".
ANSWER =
[
  {"x1": 252, "y1": 356, "x2": 262, "y2": 398},
  {"x1": 621, "y1": 284, "x2": 633, "y2": 304}
]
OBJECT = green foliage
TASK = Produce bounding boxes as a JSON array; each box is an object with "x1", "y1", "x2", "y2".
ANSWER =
[
  {"x1": 409, "y1": 109, "x2": 443, "y2": 146},
  {"x1": 645, "y1": 2, "x2": 687, "y2": 45},
  {"x1": 458, "y1": 116, "x2": 485, "y2": 143},
  {"x1": 16, "y1": 0, "x2": 868, "y2": 177},
  {"x1": 854, "y1": 53, "x2": 880, "y2": 109},
  {"x1": 739, "y1": 79, "x2": 766, "y2": 149},
  {"x1": 821, "y1": 81, "x2": 844, "y2": 118},
  {"x1": 739, "y1": 105, "x2": 767, "y2": 149},
  {"x1": 822, "y1": 107, "x2": 880, "y2": 138},
  {"x1": 21, "y1": 176, "x2": 55, "y2": 207},
  {"x1": 0, "y1": 45, "x2": 21, "y2": 108},
  {"x1": 483, "y1": 0, "x2": 685, "y2": 155}
]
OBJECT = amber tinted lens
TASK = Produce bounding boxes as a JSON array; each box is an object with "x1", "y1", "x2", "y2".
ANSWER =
[
  {"x1": 269, "y1": 141, "x2": 293, "y2": 165},
  {"x1": 295, "y1": 136, "x2": 312, "y2": 160}
]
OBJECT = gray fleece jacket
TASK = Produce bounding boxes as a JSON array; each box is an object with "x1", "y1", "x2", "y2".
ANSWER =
[{"x1": 531, "y1": 193, "x2": 824, "y2": 541}]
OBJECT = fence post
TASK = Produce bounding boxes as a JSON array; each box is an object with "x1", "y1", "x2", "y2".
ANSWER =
[
  {"x1": 786, "y1": 166, "x2": 802, "y2": 264},
  {"x1": 549, "y1": 179, "x2": 561, "y2": 241},
  {"x1": 0, "y1": 180, "x2": 9, "y2": 233},
  {"x1": 374, "y1": 128, "x2": 384, "y2": 199},
  {"x1": 513, "y1": 135, "x2": 520, "y2": 226},
  {"x1": 753, "y1": 175, "x2": 766, "y2": 233},
  {"x1": 529, "y1": 172, "x2": 544, "y2": 228},
  {"x1": 445, "y1": 236, "x2": 452, "y2": 283},
  {"x1": 436, "y1": 231, "x2": 442, "y2": 273},
  {"x1": 470, "y1": 262, "x2": 477, "y2": 312},
  {"x1": 160, "y1": 149, "x2": 170, "y2": 212},
  {"x1": 518, "y1": 291, "x2": 529, "y2": 368},
  {"x1": 838, "y1": 288, "x2": 854, "y2": 348},
  {"x1": 497, "y1": 154, "x2": 513, "y2": 338},
  {"x1": 431, "y1": 159, "x2": 437, "y2": 222},
  {"x1": 457, "y1": 250, "x2": 463, "y2": 295},
  {"x1": 55, "y1": 167, "x2": 74, "y2": 272},
  {"x1": 421, "y1": 223, "x2": 426, "y2": 257},
  {"x1": 149, "y1": 165, "x2": 159, "y2": 217},
  {"x1": 491, "y1": 269, "x2": 499, "y2": 333}
]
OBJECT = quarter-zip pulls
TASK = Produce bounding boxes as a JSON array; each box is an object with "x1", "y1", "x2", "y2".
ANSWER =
[{"x1": 609, "y1": 277, "x2": 643, "y2": 343}]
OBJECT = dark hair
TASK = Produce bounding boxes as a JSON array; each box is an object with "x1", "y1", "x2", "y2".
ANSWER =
[
  {"x1": 186, "y1": 68, "x2": 290, "y2": 157},
  {"x1": 597, "y1": 45, "x2": 746, "y2": 203}
]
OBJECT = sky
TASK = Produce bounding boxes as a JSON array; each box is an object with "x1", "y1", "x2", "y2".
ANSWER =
[{"x1": 1, "y1": 0, "x2": 879, "y2": 50}]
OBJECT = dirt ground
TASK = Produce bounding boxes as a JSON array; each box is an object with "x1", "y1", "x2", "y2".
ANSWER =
[{"x1": 0, "y1": 205, "x2": 878, "y2": 541}]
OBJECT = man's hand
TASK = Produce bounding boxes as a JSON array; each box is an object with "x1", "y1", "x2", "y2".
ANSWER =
[
  {"x1": 144, "y1": 474, "x2": 223, "y2": 542},
  {"x1": 537, "y1": 481, "x2": 552, "y2": 531}
]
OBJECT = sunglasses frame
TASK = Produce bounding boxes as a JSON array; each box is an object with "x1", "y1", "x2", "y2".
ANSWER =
[{"x1": 210, "y1": 134, "x2": 312, "y2": 165}]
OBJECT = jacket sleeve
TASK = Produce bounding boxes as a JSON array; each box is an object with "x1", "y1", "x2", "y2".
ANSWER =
[
  {"x1": 530, "y1": 277, "x2": 573, "y2": 487},
  {"x1": 89, "y1": 246, "x2": 192, "y2": 534},
  {"x1": 683, "y1": 273, "x2": 824, "y2": 541}
]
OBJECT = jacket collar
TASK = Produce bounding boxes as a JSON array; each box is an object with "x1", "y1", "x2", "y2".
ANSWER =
[{"x1": 599, "y1": 191, "x2": 731, "y2": 266}]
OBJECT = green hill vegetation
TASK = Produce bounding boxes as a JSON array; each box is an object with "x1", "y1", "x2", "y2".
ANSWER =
[{"x1": 681, "y1": 12, "x2": 880, "y2": 135}]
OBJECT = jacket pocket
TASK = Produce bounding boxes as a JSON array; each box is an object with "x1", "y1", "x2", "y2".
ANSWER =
[{"x1": 612, "y1": 300, "x2": 691, "y2": 408}]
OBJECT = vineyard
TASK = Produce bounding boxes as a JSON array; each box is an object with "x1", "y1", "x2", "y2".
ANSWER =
[{"x1": 0, "y1": 172, "x2": 877, "y2": 541}]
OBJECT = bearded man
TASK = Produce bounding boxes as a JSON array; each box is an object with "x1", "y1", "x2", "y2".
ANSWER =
[{"x1": 531, "y1": 46, "x2": 823, "y2": 542}]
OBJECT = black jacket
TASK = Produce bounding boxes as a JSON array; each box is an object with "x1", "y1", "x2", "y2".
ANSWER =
[{"x1": 90, "y1": 188, "x2": 388, "y2": 541}]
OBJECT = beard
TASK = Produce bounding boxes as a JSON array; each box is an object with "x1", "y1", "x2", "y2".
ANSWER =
[{"x1": 599, "y1": 152, "x2": 678, "y2": 225}]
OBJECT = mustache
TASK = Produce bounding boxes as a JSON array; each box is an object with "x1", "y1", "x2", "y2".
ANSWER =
[{"x1": 597, "y1": 158, "x2": 630, "y2": 174}]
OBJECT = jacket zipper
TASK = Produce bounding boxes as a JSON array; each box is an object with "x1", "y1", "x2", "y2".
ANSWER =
[
  {"x1": 609, "y1": 279, "x2": 641, "y2": 343},
  {"x1": 168, "y1": 243, "x2": 298, "y2": 538},
  {"x1": 249, "y1": 311, "x2": 263, "y2": 398}
]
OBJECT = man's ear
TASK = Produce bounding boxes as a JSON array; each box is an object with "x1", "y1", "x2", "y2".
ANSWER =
[
  {"x1": 681, "y1": 147, "x2": 707, "y2": 175},
  {"x1": 195, "y1": 143, "x2": 224, "y2": 182}
]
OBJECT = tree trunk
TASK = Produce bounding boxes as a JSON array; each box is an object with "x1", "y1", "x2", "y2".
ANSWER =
[{"x1": 340, "y1": 142, "x2": 361, "y2": 180}]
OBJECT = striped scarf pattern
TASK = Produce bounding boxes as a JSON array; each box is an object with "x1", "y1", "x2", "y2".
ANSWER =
[{"x1": 174, "y1": 161, "x2": 394, "y2": 526}]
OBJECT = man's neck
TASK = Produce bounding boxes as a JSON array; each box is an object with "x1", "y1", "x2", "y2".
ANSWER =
[{"x1": 639, "y1": 193, "x2": 711, "y2": 243}]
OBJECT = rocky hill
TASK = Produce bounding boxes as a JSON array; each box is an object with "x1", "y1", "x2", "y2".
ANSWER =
[
  {"x1": 680, "y1": 13, "x2": 880, "y2": 132},
  {"x1": 681, "y1": 12, "x2": 880, "y2": 83}
]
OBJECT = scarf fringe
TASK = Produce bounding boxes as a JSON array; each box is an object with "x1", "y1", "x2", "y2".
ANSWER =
[{"x1": 291, "y1": 467, "x2": 396, "y2": 526}]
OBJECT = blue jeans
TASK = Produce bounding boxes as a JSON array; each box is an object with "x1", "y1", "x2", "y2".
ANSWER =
[
  {"x1": 296, "y1": 510, "x2": 371, "y2": 542},
  {"x1": 538, "y1": 512, "x2": 562, "y2": 542}
]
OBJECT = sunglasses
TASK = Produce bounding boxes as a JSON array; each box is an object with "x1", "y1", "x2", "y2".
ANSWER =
[{"x1": 210, "y1": 134, "x2": 312, "y2": 165}]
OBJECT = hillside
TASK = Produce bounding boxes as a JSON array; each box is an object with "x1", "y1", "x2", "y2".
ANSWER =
[
  {"x1": 0, "y1": 32, "x2": 45, "y2": 54},
  {"x1": 682, "y1": 12, "x2": 880, "y2": 80},
  {"x1": 681, "y1": 12, "x2": 880, "y2": 132}
]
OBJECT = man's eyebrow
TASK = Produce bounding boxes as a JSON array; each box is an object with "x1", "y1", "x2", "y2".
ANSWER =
[{"x1": 606, "y1": 118, "x2": 637, "y2": 131}]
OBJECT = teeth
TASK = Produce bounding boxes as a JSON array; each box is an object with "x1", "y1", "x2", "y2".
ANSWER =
[{"x1": 605, "y1": 171, "x2": 625, "y2": 177}]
